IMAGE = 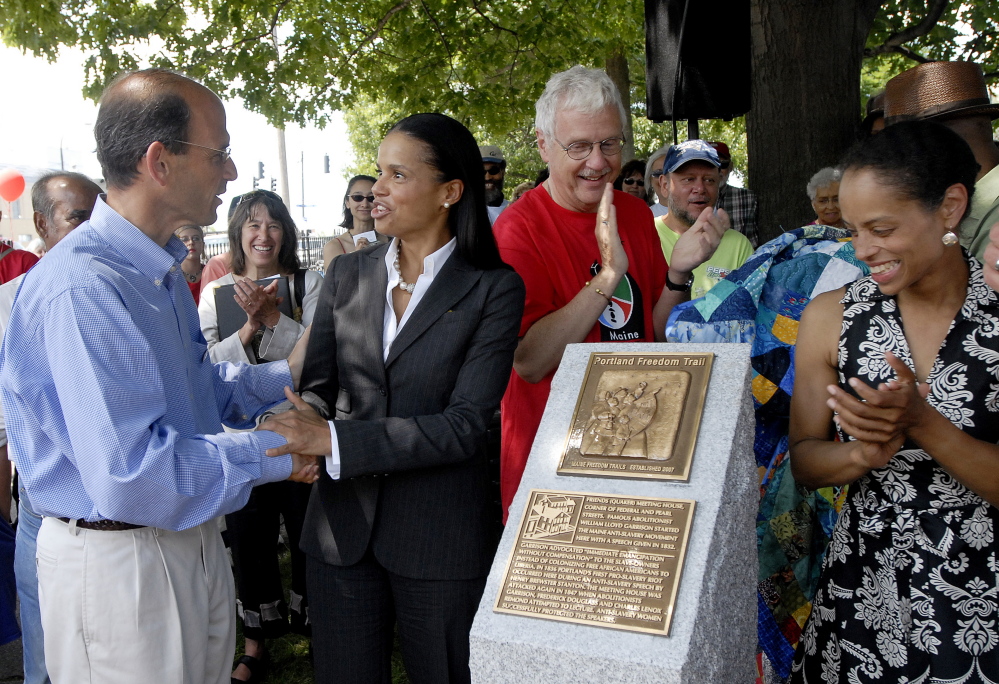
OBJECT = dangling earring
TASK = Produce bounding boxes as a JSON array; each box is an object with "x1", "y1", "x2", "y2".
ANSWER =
[{"x1": 942, "y1": 228, "x2": 958, "y2": 246}]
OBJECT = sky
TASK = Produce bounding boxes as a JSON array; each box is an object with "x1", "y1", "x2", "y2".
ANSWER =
[{"x1": 0, "y1": 45, "x2": 354, "y2": 236}]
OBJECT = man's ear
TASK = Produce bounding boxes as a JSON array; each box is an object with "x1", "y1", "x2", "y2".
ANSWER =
[
  {"x1": 142, "y1": 141, "x2": 172, "y2": 188},
  {"x1": 536, "y1": 129, "x2": 551, "y2": 165},
  {"x1": 33, "y1": 211, "x2": 49, "y2": 241}
]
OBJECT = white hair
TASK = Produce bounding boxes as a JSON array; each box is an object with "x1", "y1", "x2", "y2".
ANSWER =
[
  {"x1": 535, "y1": 66, "x2": 627, "y2": 141},
  {"x1": 645, "y1": 145, "x2": 671, "y2": 191},
  {"x1": 806, "y1": 167, "x2": 842, "y2": 200}
]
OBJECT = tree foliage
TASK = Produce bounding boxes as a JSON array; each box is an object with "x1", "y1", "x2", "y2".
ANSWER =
[{"x1": 2, "y1": 0, "x2": 997, "y2": 200}]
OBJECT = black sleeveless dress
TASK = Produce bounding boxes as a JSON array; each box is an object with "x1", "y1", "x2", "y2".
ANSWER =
[{"x1": 791, "y1": 257, "x2": 999, "y2": 683}]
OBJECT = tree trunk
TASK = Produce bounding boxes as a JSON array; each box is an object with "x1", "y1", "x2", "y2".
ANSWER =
[
  {"x1": 747, "y1": 0, "x2": 882, "y2": 243},
  {"x1": 606, "y1": 50, "x2": 636, "y2": 162}
]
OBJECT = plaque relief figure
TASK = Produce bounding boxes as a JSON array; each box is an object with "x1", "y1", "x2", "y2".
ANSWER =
[{"x1": 579, "y1": 370, "x2": 690, "y2": 460}]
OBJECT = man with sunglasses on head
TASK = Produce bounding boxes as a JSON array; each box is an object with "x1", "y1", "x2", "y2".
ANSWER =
[
  {"x1": 481, "y1": 145, "x2": 510, "y2": 224},
  {"x1": 493, "y1": 65, "x2": 727, "y2": 520},
  {"x1": 709, "y1": 141, "x2": 760, "y2": 248},
  {"x1": 0, "y1": 69, "x2": 318, "y2": 684}
]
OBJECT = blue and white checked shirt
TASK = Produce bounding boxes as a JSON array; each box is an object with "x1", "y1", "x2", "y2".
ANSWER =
[{"x1": 0, "y1": 197, "x2": 292, "y2": 531}]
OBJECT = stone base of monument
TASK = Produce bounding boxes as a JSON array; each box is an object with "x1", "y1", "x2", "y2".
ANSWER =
[{"x1": 470, "y1": 343, "x2": 757, "y2": 683}]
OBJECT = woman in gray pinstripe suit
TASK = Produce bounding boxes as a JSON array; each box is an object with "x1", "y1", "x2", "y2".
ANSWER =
[{"x1": 262, "y1": 113, "x2": 525, "y2": 684}]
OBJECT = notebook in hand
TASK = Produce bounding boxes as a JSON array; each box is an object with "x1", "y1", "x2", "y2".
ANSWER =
[{"x1": 214, "y1": 276, "x2": 293, "y2": 341}]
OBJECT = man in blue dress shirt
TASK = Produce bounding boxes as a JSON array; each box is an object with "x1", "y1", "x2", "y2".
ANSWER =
[{"x1": 0, "y1": 69, "x2": 317, "y2": 684}]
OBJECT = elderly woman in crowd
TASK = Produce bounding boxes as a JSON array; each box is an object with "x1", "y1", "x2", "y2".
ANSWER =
[
  {"x1": 259, "y1": 112, "x2": 524, "y2": 684},
  {"x1": 175, "y1": 224, "x2": 206, "y2": 305},
  {"x1": 789, "y1": 120, "x2": 999, "y2": 681},
  {"x1": 198, "y1": 190, "x2": 323, "y2": 683},
  {"x1": 322, "y1": 174, "x2": 389, "y2": 272},
  {"x1": 806, "y1": 167, "x2": 844, "y2": 228}
]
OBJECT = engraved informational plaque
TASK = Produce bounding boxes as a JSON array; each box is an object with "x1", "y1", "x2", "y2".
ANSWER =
[
  {"x1": 557, "y1": 352, "x2": 713, "y2": 481},
  {"x1": 494, "y1": 490, "x2": 696, "y2": 636}
]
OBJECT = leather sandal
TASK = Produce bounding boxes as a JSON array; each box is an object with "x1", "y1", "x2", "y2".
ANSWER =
[{"x1": 231, "y1": 653, "x2": 267, "y2": 684}]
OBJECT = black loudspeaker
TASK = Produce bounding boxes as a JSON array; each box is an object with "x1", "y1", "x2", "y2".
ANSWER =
[{"x1": 645, "y1": 0, "x2": 752, "y2": 122}]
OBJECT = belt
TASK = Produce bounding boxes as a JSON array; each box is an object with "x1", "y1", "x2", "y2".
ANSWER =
[{"x1": 56, "y1": 517, "x2": 145, "y2": 531}]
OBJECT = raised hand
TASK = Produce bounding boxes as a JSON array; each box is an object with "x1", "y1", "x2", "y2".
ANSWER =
[
  {"x1": 668, "y1": 205, "x2": 729, "y2": 275},
  {"x1": 984, "y1": 222, "x2": 999, "y2": 291},
  {"x1": 594, "y1": 183, "x2": 628, "y2": 281},
  {"x1": 235, "y1": 278, "x2": 282, "y2": 329},
  {"x1": 259, "y1": 386, "x2": 333, "y2": 457}
]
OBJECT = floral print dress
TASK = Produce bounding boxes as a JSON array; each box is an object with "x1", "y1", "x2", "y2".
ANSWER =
[{"x1": 791, "y1": 257, "x2": 999, "y2": 683}]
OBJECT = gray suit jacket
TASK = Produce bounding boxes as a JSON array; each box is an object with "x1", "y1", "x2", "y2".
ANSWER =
[{"x1": 298, "y1": 242, "x2": 524, "y2": 580}]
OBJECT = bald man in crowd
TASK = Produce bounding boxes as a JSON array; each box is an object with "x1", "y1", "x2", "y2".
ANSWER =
[{"x1": 0, "y1": 69, "x2": 317, "y2": 684}]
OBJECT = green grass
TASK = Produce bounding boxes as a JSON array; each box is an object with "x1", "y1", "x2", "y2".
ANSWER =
[{"x1": 232, "y1": 544, "x2": 410, "y2": 684}]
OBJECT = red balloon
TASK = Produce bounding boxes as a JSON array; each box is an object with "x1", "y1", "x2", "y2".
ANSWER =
[{"x1": 0, "y1": 169, "x2": 25, "y2": 203}]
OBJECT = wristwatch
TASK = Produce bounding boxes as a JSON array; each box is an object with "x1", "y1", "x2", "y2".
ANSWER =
[{"x1": 664, "y1": 271, "x2": 693, "y2": 292}]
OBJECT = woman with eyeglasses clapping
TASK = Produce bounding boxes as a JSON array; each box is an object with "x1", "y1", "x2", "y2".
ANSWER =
[{"x1": 322, "y1": 175, "x2": 389, "y2": 272}]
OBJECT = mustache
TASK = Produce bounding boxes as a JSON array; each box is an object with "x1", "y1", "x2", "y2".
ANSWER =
[{"x1": 579, "y1": 168, "x2": 612, "y2": 180}]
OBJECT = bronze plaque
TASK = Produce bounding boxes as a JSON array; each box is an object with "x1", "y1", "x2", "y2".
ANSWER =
[
  {"x1": 494, "y1": 489, "x2": 696, "y2": 636},
  {"x1": 557, "y1": 352, "x2": 713, "y2": 481}
]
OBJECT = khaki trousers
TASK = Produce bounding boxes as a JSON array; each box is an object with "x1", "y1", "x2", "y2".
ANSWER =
[{"x1": 37, "y1": 517, "x2": 235, "y2": 684}]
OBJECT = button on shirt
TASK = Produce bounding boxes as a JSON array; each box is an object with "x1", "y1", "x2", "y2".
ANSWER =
[
  {"x1": 0, "y1": 197, "x2": 292, "y2": 531},
  {"x1": 324, "y1": 237, "x2": 457, "y2": 479}
]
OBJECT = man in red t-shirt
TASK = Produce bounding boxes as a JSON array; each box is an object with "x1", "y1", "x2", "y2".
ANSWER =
[
  {"x1": 493, "y1": 66, "x2": 730, "y2": 519},
  {"x1": 0, "y1": 210, "x2": 38, "y2": 285}
]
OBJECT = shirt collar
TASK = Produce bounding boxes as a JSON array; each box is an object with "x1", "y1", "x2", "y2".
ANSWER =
[
  {"x1": 88, "y1": 196, "x2": 187, "y2": 286},
  {"x1": 383, "y1": 236, "x2": 457, "y2": 285}
]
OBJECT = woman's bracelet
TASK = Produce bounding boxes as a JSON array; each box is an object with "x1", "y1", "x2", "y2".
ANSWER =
[{"x1": 585, "y1": 280, "x2": 613, "y2": 303}]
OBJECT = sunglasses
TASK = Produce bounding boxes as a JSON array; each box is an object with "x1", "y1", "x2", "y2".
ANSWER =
[
  {"x1": 622, "y1": 178, "x2": 644, "y2": 186},
  {"x1": 484, "y1": 166, "x2": 504, "y2": 176},
  {"x1": 349, "y1": 194, "x2": 375, "y2": 203},
  {"x1": 237, "y1": 189, "x2": 282, "y2": 205}
]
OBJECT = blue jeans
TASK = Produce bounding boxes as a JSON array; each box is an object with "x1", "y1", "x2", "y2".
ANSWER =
[{"x1": 14, "y1": 489, "x2": 48, "y2": 684}]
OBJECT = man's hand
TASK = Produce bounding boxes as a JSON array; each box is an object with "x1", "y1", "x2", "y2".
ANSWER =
[
  {"x1": 287, "y1": 453, "x2": 320, "y2": 483},
  {"x1": 594, "y1": 183, "x2": 628, "y2": 281},
  {"x1": 259, "y1": 386, "x2": 332, "y2": 457},
  {"x1": 668, "y1": 205, "x2": 729, "y2": 276},
  {"x1": 287, "y1": 325, "x2": 312, "y2": 390},
  {"x1": 983, "y1": 222, "x2": 999, "y2": 291}
]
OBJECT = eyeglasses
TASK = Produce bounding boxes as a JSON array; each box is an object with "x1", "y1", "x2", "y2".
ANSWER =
[
  {"x1": 622, "y1": 178, "x2": 644, "y2": 186},
  {"x1": 651, "y1": 170, "x2": 664, "y2": 179},
  {"x1": 174, "y1": 140, "x2": 232, "y2": 165},
  {"x1": 237, "y1": 189, "x2": 282, "y2": 206},
  {"x1": 484, "y1": 166, "x2": 504, "y2": 176},
  {"x1": 553, "y1": 136, "x2": 625, "y2": 161},
  {"x1": 349, "y1": 194, "x2": 375, "y2": 203},
  {"x1": 719, "y1": 162, "x2": 731, "y2": 170}
]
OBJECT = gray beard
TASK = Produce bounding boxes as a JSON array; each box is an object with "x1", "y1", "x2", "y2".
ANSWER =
[
  {"x1": 666, "y1": 193, "x2": 698, "y2": 228},
  {"x1": 485, "y1": 184, "x2": 505, "y2": 206}
]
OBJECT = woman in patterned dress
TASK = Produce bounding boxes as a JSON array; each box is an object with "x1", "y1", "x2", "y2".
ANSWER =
[{"x1": 789, "y1": 120, "x2": 999, "y2": 682}]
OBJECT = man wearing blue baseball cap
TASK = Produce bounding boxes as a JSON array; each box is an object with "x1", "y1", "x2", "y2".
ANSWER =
[{"x1": 653, "y1": 140, "x2": 752, "y2": 300}]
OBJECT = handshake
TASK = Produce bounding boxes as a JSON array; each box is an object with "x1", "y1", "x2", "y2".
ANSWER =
[{"x1": 257, "y1": 386, "x2": 334, "y2": 484}]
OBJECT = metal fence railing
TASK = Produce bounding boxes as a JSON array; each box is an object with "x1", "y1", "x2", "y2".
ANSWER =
[{"x1": 203, "y1": 232, "x2": 340, "y2": 273}]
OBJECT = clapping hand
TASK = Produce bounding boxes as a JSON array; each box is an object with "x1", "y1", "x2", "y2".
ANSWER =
[
  {"x1": 235, "y1": 278, "x2": 282, "y2": 328},
  {"x1": 983, "y1": 223, "x2": 999, "y2": 291},
  {"x1": 594, "y1": 183, "x2": 628, "y2": 280},
  {"x1": 826, "y1": 352, "x2": 930, "y2": 471},
  {"x1": 668, "y1": 205, "x2": 729, "y2": 275},
  {"x1": 260, "y1": 386, "x2": 334, "y2": 457}
]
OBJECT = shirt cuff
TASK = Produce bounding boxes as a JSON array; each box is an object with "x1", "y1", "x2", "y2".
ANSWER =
[
  {"x1": 325, "y1": 420, "x2": 341, "y2": 480},
  {"x1": 253, "y1": 429, "x2": 293, "y2": 484}
]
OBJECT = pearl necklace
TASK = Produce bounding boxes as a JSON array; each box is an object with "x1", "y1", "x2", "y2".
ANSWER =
[{"x1": 393, "y1": 251, "x2": 416, "y2": 294}]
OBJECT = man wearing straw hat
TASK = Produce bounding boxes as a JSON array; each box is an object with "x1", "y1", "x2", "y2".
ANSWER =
[{"x1": 883, "y1": 61, "x2": 999, "y2": 261}]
